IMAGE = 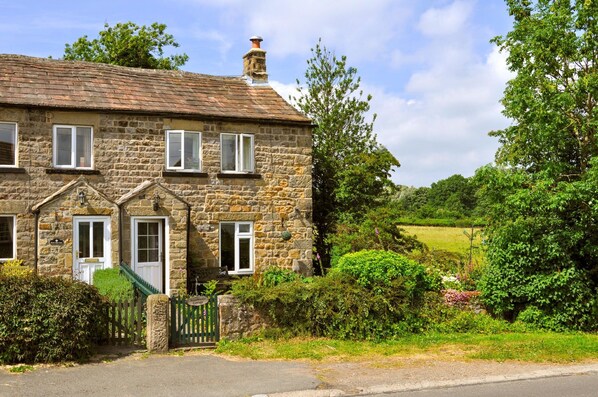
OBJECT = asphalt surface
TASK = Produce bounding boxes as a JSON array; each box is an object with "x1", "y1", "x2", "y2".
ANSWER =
[
  {"x1": 372, "y1": 372, "x2": 598, "y2": 397},
  {"x1": 0, "y1": 354, "x2": 318, "y2": 397},
  {"x1": 2, "y1": 351, "x2": 598, "y2": 397}
]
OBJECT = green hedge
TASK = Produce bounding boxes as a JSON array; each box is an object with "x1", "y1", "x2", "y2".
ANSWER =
[
  {"x1": 232, "y1": 250, "x2": 442, "y2": 339},
  {"x1": 93, "y1": 267, "x2": 134, "y2": 302},
  {"x1": 0, "y1": 274, "x2": 108, "y2": 364}
]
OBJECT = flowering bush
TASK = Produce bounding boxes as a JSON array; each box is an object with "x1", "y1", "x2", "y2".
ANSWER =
[
  {"x1": 0, "y1": 259, "x2": 31, "y2": 277},
  {"x1": 443, "y1": 289, "x2": 480, "y2": 309},
  {"x1": 441, "y1": 275, "x2": 461, "y2": 290}
]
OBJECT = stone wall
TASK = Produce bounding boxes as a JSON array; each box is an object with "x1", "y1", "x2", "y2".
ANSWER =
[
  {"x1": 34, "y1": 180, "x2": 119, "y2": 277},
  {"x1": 0, "y1": 107, "x2": 313, "y2": 288},
  {"x1": 218, "y1": 294, "x2": 270, "y2": 340}
]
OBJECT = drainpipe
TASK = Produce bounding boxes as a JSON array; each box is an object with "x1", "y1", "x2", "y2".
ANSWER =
[
  {"x1": 186, "y1": 204, "x2": 191, "y2": 292},
  {"x1": 118, "y1": 204, "x2": 123, "y2": 265},
  {"x1": 33, "y1": 210, "x2": 39, "y2": 273}
]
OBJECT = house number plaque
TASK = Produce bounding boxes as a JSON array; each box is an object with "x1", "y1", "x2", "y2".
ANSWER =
[
  {"x1": 186, "y1": 296, "x2": 209, "y2": 306},
  {"x1": 49, "y1": 238, "x2": 64, "y2": 246}
]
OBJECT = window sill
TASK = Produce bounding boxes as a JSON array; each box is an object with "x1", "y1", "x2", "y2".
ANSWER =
[
  {"x1": 162, "y1": 170, "x2": 208, "y2": 178},
  {"x1": 217, "y1": 173, "x2": 261, "y2": 180},
  {"x1": 0, "y1": 167, "x2": 26, "y2": 174},
  {"x1": 228, "y1": 271, "x2": 254, "y2": 276},
  {"x1": 45, "y1": 168, "x2": 101, "y2": 175}
]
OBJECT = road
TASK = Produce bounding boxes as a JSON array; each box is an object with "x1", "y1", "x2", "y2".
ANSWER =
[
  {"x1": 374, "y1": 372, "x2": 598, "y2": 397},
  {"x1": 2, "y1": 351, "x2": 598, "y2": 397},
  {"x1": 0, "y1": 354, "x2": 318, "y2": 397}
]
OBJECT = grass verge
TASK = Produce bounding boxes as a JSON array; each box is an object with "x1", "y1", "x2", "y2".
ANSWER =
[{"x1": 216, "y1": 332, "x2": 598, "y2": 363}]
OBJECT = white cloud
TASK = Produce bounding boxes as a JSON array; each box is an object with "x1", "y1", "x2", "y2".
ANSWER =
[
  {"x1": 182, "y1": 0, "x2": 413, "y2": 62},
  {"x1": 417, "y1": 0, "x2": 475, "y2": 37},
  {"x1": 368, "y1": 44, "x2": 512, "y2": 186}
]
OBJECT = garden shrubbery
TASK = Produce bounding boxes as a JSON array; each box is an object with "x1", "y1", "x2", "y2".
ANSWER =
[
  {"x1": 0, "y1": 273, "x2": 108, "y2": 364},
  {"x1": 232, "y1": 250, "x2": 443, "y2": 339},
  {"x1": 93, "y1": 267, "x2": 134, "y2": 301}
]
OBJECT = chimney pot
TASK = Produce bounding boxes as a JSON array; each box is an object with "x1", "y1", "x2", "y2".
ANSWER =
[{"x1": 250, "y1": 35, "x2": 263, "y2": 48}]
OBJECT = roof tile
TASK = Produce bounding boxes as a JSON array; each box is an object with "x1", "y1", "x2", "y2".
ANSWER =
[{"x1": 0, "y1": 55, "x2": 311, "y2": 124}]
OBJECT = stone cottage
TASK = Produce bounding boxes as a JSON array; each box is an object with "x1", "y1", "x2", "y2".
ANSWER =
[{"x1": 0, "y1": 37, "x2": 313, "y2": 295}]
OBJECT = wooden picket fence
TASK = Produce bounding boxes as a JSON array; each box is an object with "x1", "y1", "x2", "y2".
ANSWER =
[{"x1": 102, "y1": 297, "x2": 146, "y2": 347}]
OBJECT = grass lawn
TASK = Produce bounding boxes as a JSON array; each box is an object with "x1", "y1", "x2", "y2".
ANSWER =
[
  {"x1": 216, "y1": 333, "x2": 598, "y2": 364},
  {"x1": 401, "y1": 225, "x2": 483, "y2": 254}
]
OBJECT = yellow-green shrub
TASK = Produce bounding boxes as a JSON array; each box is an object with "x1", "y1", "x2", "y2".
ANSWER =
[{"x1": 0, "y1": 259, "x2": 32, "y2": 277}]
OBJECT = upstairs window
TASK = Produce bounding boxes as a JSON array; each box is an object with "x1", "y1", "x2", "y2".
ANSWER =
[
  {"x1": 221, "y1": 133, "x2": 254, "y2": 173},
  {"x1": 0, "y1": 122, "x2": 17, "y2": 167},
  {"x1": 166, "y1": 130, "x2": 201, "y2": 171},
  {"x1": 0, "y1": 216, "x2": 15, "y2": 261},
  {"x1": 220, "y1": 222, "x2": 254, "y2": 274},
  {"x1": 53, "y1": 125, "x2": 93, "y2": 169}
]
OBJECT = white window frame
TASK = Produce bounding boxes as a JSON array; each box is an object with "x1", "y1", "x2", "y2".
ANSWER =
[
  {"x1": 0, "y1": 122, "x2": 18, "y2": 168},
  {"x1": 220, "y1": 133, "x2": 254, "y2": 173},
  {"x1": 0, "y1": 215, "x2": 16, "y2": 261},
  {"x1": 165, "y1": 130, "x2": 202, "y2": 171},
  {"x1": 52, "y1": 125, "x2": 94, "y2": 169},
  {"x1": 219, "y1": 221, "x2": 254, "y2": 274}
]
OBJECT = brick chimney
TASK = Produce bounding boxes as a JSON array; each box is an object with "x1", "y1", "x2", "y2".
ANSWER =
[{"x1": 243, "y1": 36, "x2": 268, "y2": 84}]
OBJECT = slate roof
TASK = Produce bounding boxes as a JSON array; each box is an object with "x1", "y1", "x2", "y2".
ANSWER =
[{"x1": 0, "y1": 54, "x2": 311, "y2": 124}]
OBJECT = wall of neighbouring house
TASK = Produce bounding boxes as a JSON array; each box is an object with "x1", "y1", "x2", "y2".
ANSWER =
[{"x1": 0, "y1": 106, "x2": 313, "y2": 291}]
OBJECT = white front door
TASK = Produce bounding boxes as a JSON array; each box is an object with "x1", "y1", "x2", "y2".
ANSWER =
[
  {"x1": 73, "y1": 217, "x2": 111, "y2": 284},
  {"x1": 133, "y1": 219, "x2": 163, "y2": 292}
]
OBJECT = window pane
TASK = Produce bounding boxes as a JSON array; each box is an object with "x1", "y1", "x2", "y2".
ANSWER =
[
  {"x1": 92, "y1": 222, "x2": 104, "y2": 258},
  {"x1": 0, "y1": 123, "x2": 16, "y2": 166},
  {"x1": 138, "y1": 235, "x2": 148, "y2": 249},
  {"x1": 138, "y1": 249, "x2": 148, "y2": 263},
  {"x1": 148, "y1": 222, "x2": 159, "y2": 236},
  {"x1": 168, "y1": 132, "x2": 182, "y2": 168},
  {"x1": 238, "y1": 224, "x2": 250, "y2": 233},
  {"x1": 241, "y1": 135, "x2": 253, "y2": 171},
  {"x1": 56, "y1": 128, "x2": 72, "y2": 166},
  {"x1": 148, "y1": 247, "x2": 159, "y2": 262},
  {"x1": 78, "y1": 222, "x2": 90, "y2": 258},
  {"x1": 0, "y1": 217, "x2": 14, "y2": 259},
  {"x1": 148, "y1": 235, "x2": 159, "y2": 250},
  {"x1": 220, "y1": 223, "x2": 235, "y2": 271},
  {"x1": 76, "y1": 127, "x2": 92, "y2": 167},
  {"x1": 221, "y1": 135, "x2": 236, "y2": 171},
  {"x1": 183, "y1": 133, "x2": 200, "y2": 170},
  {"x1": 239, "y1": 238, "x2": 251, "y2": 269}
]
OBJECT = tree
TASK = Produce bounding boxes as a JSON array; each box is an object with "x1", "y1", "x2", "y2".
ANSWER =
[
  {"x1": 490, "y1": 0, "x2": 597, "y2": 176},
  {"x1": 63, "y1": 22, "x2": 188, "y2": 70},
  {"x1": 292, "y1": 40, "x2": 400, "y2": 270},
  {"x1": 479, "y1": 0, "x2": 598, "y2": 330}
]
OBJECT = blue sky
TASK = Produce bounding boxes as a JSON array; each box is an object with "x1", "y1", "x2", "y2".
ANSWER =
[{"x1": 0, "y1": 0, "x2": 514, "y2": 187}]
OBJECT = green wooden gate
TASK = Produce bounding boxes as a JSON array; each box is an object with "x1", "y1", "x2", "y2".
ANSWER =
[{"x1": 170, "y1": 295, "x2": 219, "y2": 347}]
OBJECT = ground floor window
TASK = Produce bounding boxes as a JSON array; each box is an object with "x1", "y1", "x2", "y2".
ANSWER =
[
  {"x1": 0, "y1": 215, "x2": 15, "y2": 260},
  {"x1": 220, "y1": 222, "x2": 253, "y2": 274}
]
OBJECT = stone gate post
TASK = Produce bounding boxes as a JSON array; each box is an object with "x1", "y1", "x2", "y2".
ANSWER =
[{"x1": 146, "y1": 294, "x2": 169, "y2": 353}]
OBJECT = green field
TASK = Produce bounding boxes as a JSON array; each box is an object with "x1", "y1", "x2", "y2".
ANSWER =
[{"x1": 401, "y1": 225, "x2": 483, "y2": 254}]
